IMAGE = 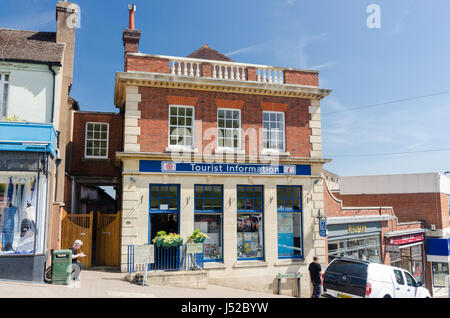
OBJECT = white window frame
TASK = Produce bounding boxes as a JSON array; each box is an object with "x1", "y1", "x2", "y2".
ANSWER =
[
  {"x1": 168, "y1": 105, "x2": 195, "y2": 150},
  {"x1": 217, "y1": 108, "x2": 242, "y2": 151},
  {"x1": 262, "y1": 111, "x2": 286, "y2": 152},
  {"x1": 0, "y1": 73, "x2": 10, "y2": 117},
  {"x1": 84, "y1": 122, "x2": 109, "y2": 159}
]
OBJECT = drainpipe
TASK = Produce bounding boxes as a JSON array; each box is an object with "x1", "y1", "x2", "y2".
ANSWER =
[{"x1": 48, "y1": 64, "x2": 57, "y2": 124}]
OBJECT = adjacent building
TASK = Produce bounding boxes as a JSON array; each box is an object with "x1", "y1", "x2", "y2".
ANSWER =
[
  {"x1": 333, "y1": 172, "x2": 450, "y2": 295},
  {"x1": 113, "y1": 7, "x2": 331, "y2": 296},
  {"x1": 0, "y1": 1, "x2": 78, "y2": 282}
]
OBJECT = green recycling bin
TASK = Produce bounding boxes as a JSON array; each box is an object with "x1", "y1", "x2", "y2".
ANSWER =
[{"x1": 51, "y1": 250, "x2": 73, "y2": 285}]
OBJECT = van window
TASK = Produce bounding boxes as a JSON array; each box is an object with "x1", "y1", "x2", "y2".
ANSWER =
[
  {"x1": 394, "y1": 270, "x2": 405, "y2": 285},
  {"x1": 404, "y1": 271, "x2": 415, "y2": 287},
  {"x1": 328, "y1": 259, "x2": 368, "y2": 278}
]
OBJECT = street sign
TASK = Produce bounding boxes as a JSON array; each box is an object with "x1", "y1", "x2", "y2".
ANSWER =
[
  {"x1": 386, "y1": 245, "x2": 400, "y2": 253},
  {"x1": 319, "y1": 219, "x2": 327, "y2": 238},
  {"x1": 133, "y1": 244, "x2": 155, "y2": 287},
  {"x1": 277, "y1": 273, "x2": 302, "y2": 279},
  {"x1": 134, "y1": 244, "x2": 155, "y2": 264},
  {"x1": 186, "y1": 243, "x2": 203, "y2": 254}
]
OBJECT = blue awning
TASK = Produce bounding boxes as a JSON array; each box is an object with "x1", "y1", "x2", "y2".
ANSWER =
[{"x1": 0, "y1": 122, "x2": 57, "y2": 158}]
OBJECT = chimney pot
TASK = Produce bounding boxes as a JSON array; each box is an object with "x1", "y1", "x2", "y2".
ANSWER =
[{"x1": 128, "y1": 4, "x2": 136, "y2": 30}]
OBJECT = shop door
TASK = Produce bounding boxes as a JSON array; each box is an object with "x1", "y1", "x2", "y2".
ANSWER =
[
  {"x1": 150, "y1": 213, "x2": 179, "y2": 242},
  {"x1": 61, "y1": 211, "x2": 93, "y2": 268},
  {"x1": 95, "y1": 211, "x2": 121, "y2": 266}
]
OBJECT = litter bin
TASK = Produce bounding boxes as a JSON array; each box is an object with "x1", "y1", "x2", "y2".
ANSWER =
[{"x1": 51, "y1": 250, "x2": 73, "y2": 285}]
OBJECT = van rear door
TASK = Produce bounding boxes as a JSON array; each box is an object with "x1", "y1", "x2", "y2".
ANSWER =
[{"x1": 324, "y1": 259, "x2": 368, "y2": 298}]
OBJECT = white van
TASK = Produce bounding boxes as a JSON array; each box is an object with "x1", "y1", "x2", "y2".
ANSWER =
[{"x1": 322, "y1": 257, "x2": 431, "y2": 298}]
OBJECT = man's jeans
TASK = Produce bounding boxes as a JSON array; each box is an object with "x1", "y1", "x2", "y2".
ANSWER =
[
  {"x1": 72, "y1": 262, "x2": 83, "y2": 281},
  {"x1": 311, "y1": 281, "x2": 322, "y2": 298}
]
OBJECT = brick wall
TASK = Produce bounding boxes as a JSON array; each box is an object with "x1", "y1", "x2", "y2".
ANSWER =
[
  {"x1": 284, "y1": 70, "x2": 319, "y2": 86},
  {"x1": 137, "y1": 86, "x2": 312, "y2": 157},
  {"x1": 324, "y1": 183, "x2": 424, "y2": 266},
  {"x1": 70, "y1": 112, "x2": 123, "y2": 177},
  {"x1": 334, "y1": 192, "x2": 449, "y2": 229}
]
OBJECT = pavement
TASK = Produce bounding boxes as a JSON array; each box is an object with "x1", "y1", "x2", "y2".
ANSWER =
[{"x1": 0, "y1": 268, "x2": 292, "y2": 298}]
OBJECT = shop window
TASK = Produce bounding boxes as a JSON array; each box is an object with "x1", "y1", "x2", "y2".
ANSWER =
[
  {"x1": 328, "y1": 235, "x2": 381, "y2": 263},
  {"x1": 0, "y1": 73, "x2": 9, "y2": 117},
  {"x1": 237, "y1": 185, "x2": 264, "y2": 260},
  {"x1": 85, "y1": 122, "x2": 109, "y2": 158},
  {"x1": 0, "y1": 174, "x2": 46, "y2": 255},
  {"x1": 217, "y1": 109, "x2": 241, "y2": 150},
  {"x1": 194, "y1": 185, "x2": 223, "y2": 261},
  {"x1": 169, "y1": 105, "x2": 194, "y2": 148},
  {"x1": 277, "y1": 186, "x2": 303, "y2": 259},
  {"x1": 262, "y1": 111, "x2": 285, "y2": 152},
  {"x1": 432, "y1": 262, "x2": 449, "y2": 287},
  {"x1": 148, "y1": 185, "x2": 180, "y2": 243}
]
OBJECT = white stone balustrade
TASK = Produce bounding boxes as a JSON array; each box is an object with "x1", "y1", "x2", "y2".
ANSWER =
[
  {"x1": 211, "y1": 63, "x2": 247, "y2": 81},
  {"x1": 164, "y1": 56, "x2": 290, "y2": 85},
  {"x1": 256, "y1": 67, "x2": 284, "y2": 84}
]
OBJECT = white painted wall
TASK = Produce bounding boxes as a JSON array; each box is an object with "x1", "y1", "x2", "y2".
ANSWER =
[
  {"x1": 439, "y1": 174, "x2": 450, "y2": 195},
  {"x1": 340, "y1": 173, "x2": 447, "y2": 195},
  {"x1": 0, "y1": 61, "x2": 61, "y2": 124}
]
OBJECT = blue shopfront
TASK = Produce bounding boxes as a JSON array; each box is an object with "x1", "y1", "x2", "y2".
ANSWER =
[
  {"x1": 0, "y1": 122, "x2": 56, "y2": 282},
  {"x1": 426, "y1": 237, "x2": 450, "y2": 288},
  {"x1": 140, "y1": 160, "x2": 310, "y2": 263}
]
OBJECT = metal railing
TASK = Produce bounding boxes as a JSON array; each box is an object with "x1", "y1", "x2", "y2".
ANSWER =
[{"x1": 127, "y1": 244, "x2": 204, "y2": 273}]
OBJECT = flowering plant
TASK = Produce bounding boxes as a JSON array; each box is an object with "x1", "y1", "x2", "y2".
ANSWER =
[
  {"x1": 187, "y1": 230, "x2": 208, "y2": 244},
  {"x1": 152, "y1": 231, "x2": 183, "y2": 248}
]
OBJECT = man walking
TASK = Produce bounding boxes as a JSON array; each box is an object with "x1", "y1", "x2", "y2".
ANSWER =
[{"x1": 308, "y1": 256, "x2": 323, "y2": 298}]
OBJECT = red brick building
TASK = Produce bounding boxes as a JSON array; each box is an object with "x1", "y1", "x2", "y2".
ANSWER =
[
  {"x1": 113, "y1": 7, "x2": 332, "y2": 296},
  {"x1": 325, "y1": 172, "x2": 450, "y2": 296},
  {"x1": 65, "y1": 111, "x2": 123, "y2": 215}
]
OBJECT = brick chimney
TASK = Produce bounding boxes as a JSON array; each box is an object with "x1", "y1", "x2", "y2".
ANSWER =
[
  {"x1": 56, "y1": 1, "x2": 78, "y2": 83},
  {"x1": 123, "y1": 4, "x2": 141, "y2": 70}
]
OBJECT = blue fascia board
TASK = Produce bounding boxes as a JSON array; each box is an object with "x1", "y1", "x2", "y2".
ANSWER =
[
  {"x1": 426, "y1": 238, "x2": 450, "y2": 257},
  {"x1": 0, "y1": 122, "x2": 57, "y2": 157}
]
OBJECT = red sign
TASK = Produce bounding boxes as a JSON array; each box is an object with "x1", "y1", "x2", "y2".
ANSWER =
[{"x1": 388, "y1": 234, "x2": 424, "y2": 245}]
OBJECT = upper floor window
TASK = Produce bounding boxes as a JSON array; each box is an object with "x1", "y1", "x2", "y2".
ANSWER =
[
  {"x1": 0, "y1": 74, "x2": 10, "y2": 117},
  {"x1": 169, "y1": 105, "x2": 194, "y2": 148},
  {"x1": 217, "y1": 109, "x2": 241, "y2": 150},
  {"x1": 85, "y1": 122, "x2": 109, "y2": 159},
  {"x1": 262, "y1": 111, "x2": 285, "y2": 152}
]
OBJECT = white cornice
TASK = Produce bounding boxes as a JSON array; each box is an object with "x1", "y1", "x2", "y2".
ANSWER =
[{"x1": 114, "y1": 71, "x2": 332, "y2": 108}]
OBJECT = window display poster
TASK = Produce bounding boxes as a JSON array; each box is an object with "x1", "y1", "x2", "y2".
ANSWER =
[
  {"x1": 204, "y1": 233, "x2": 220, "y2": 259},
  {"x1": 278, "y1": 213, "x2": 294, "y2": 255}
]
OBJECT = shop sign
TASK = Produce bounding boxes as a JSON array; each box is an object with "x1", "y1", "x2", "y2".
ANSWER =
[
  {"x1": 386, "y1": 245, "x2": 400, "y2": 253},
  {"x1": 319, "y1": 219, "x2": 327, "y2": 238},
  {"x1": 348, "y1": 225, "x2": 367, "y2": 234},
  {"x1": 134, "y1": 244, "x2": 155, "y2": 264},
  {"x1": 139, "y1": 160, "x2": 312, "y2": 176},
  {"x1": 186, "y1": 243, "x2": 203, "y2": 254},
  {"x1": 388, "y1": 234, "x2": 424, "y2": 246}
]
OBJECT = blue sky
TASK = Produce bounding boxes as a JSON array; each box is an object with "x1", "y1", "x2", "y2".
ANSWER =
[{"x1": 1, "y1": 0, "x2": 450, "y2": 177}]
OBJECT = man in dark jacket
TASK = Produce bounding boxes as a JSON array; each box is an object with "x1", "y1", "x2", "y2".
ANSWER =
[
  {"x1": 70, "y1": 240, "x2": 86, "y2": 281},
  {"x1": 308, "y1": 256, "x2": 323, "y2": 298}
]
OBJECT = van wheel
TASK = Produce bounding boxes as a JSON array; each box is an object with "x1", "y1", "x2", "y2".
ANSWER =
[{"x1": 383, "y1": 295, "x2": 391, "y2": 298}]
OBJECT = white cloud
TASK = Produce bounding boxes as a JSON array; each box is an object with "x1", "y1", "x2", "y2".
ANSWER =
[{"x1": 225, "y1": 42, "x2": 270, "y2": 57}]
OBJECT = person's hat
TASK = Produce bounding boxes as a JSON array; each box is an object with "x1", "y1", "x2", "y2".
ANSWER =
[{"x1": 74, "y1": 240, "x2": 83, "y2": 246}]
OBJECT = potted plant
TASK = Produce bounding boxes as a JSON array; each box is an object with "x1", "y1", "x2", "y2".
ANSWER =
[
  {"x1": 187, "y1": 229, "x2": 208, "y2": 244},
  {"x1": 152, "y1": 231, "x2": 183, "y2": 248}
]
